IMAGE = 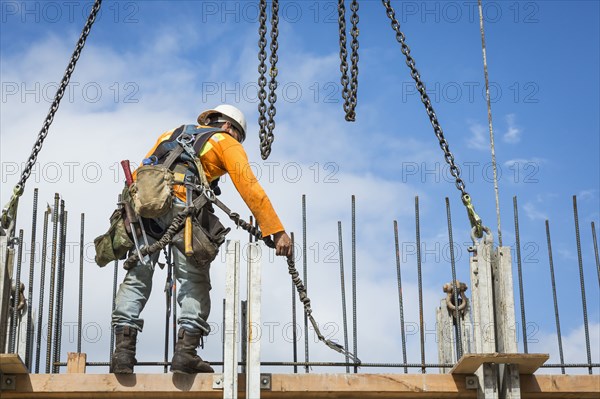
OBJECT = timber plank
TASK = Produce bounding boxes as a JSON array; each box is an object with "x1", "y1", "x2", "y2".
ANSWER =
[
  {"x1": 0, "y1": 354, "x2": 28, "y2": 374},
  {"x1": 66, "y1": 353, "x2": 87, "y2": 374},
  {"x1": 1, "y1": 373, "x2": 596, "y2": 398},
  {"x1": 450, "y1": 353, "x2": 549, "y2": 374}
]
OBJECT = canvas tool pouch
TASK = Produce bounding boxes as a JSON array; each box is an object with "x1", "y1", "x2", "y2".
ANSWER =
[
  {"x1": 129, "y1": 165, "x2": 174, "y2": 218},
  {"x1": 173, "y1": 205, "x2": 230, "y2": 267},
  {"x1": 94, "y1": 208, "x2": 134, "y2": 267}
]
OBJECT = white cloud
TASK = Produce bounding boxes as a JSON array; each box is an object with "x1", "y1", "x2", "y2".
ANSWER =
[
  {"x1": 503, "y1": 113, "x2": 522, "y2": 144},
  {"x1": 466, "y1": 120, "x2": 488, "y2": 150},
  {"x1": 523, "y1": 201, "x2": 548, "y2": 221}
]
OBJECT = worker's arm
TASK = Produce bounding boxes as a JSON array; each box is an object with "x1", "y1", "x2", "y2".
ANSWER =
[{"x1": 217, "y1": 137, "x2": 291, "y2": 256}]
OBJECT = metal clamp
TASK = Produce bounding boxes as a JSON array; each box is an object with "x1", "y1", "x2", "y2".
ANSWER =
[
  {"x1": 0, "y1": 373, "x2": 16, "y2": 391},
  {"x1": 462, "y1": 194, "x2": 483, "y2": 239}
]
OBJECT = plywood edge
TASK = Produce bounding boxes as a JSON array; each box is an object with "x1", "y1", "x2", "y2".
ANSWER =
[{"x1": 450, "y1": 353, "x2": 549, "y2": 374}]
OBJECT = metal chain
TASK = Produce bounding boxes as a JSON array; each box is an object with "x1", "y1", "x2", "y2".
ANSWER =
[
  {"x1": 381, "y1": 0, "x2": 484, "y2": 237},
  {"x1": 338, "y1": 0, "x2": 360, "y2": 122},
  {"x1": 258, "y1": 0, "x2": 279, "y2": 160},
  {"x1": 266, "y1": 0, "x2": 279, "y2": 157},
  {"x1": 1, "y1": 0, "x2": 103, "y2": 234},
  {"x1": 257, "y1": 0, "x2": 268, "y2": 157}
]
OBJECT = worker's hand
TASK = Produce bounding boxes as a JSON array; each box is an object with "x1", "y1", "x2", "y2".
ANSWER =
[{"x1": 273, "y1": 231, "x2": 292, "y2": 257}]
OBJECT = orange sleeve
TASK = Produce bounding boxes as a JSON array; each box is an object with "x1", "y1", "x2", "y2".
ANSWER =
[{"x1": 218, "y1": 140, "x2": 285, "y2": 237}]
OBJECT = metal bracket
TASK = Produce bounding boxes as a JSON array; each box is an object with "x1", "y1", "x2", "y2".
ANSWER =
[
  {"x1": 465, "y1": 375, "x2": 478, "y2": 390},
  {"x1": 0, "y1": 372, "x2": 16, "y2": 391},
  {"x1": 212, "y1": 374, "x2": 224, "y2": 389},
  {"x1": 260, "y1": 373, "x2": 272, "y2": 390},
  {"x1": 212, "y1": 374, "x2": 271, "y2": 391}
]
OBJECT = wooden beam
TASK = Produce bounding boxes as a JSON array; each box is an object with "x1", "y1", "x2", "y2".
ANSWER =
[
  {"x1": 66, "y1": 353, "x2": 87, "y2": 374},
  {"x1": 0, "y1": 354, "x2": 28, "y2": 374},
  {"x1": 450, "y1": 353, "x2": 549, "y2": 375},
  {"x1": 0, "y1": 373, "x2": 597, "y2": 398}
]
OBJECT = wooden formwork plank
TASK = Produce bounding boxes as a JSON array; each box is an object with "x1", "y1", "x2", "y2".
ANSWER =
[
  {"x1": 450, "y1": 353, "x2": 549, "y2": 375},
  {"x1": 1, "y1": 373, "x2": 597, "y2": 398},
  {"x1": 66, "y1": 353, "x2": 87, "y2": 374},
  {"x1": 0, "y1": 353, "x2": 28, "y2": 374}
]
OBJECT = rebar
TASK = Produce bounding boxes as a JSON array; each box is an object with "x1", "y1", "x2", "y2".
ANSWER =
[
  {"x1": 77, "y1": 213, "x2": 84, "y2": 353},
  {"x1": 338, "y1": 222, "x2": 350, "y2": 373},
  {"x1": 290, "y1": 232, "x2": 298, "y2": 374},
  {"x1": 55, "y1": 360, "x2": 465, "y2": 368},
  {"x1": 351, "y1": 194, "x2": 358, "y2": 373},
  {"x1": 572, "y1": 195, "x2": 592, "y2": 374},
  {"x1": 241, "y1": 300, "x2": 248, "y2": 373},
  {"x1": 393, "y1": 220, "x2": 408, "y2": 373},
  {"x1": 25, "y1": 188, "x2": 39, "y2": 367},
  {"x1": 164, "y1": 246, "x2": 172, "y2": 373},
  {"x1": 592, "y1": 222, "x2": 599, "y2": 289},
  {"x1": 52, "y1": 203, "x2": 67, "y2": 373},
  {"x1": 302, "y1": 194, "x2": 309, "y2": 373},
  {"x1": 109, "y1": 258, "x2": 118, "y2": 366},
  {"x1": 45, "y1": 193, "x2": 59, "y2": 374},
  {"x1": 35, "y1": 205, "x2": 50, "y2": 373},
  {"x1": 545, "y1": 220, "x2": 565, "y2": 374},
  {"x1": 9, "y1": 229, "x2": 24, "y2": 353},
  {"x1": 513, "y1": 196, "x2": 528, "y2": 353},
  {"x1": 445, "y1": 198, "x2": 462, "y2": 359},
  {"x1": 109, "y1": 194, "x2": 121, "y2": 368},
  {"x1": 415, "y1": 196, "x2": 425, "y2": 373},
  {"x1": 222, "y1": 297, "x2": 225, "y2": 373}
]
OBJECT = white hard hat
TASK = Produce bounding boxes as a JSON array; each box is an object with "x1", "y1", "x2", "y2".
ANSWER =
[{"x1": 197, "y1": 104, "x2": 247, "y2": 143}]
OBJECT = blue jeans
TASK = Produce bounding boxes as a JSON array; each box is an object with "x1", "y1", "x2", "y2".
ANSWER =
[{"x1": 111, "y1": 202, "x2": 214, "y2": 335}]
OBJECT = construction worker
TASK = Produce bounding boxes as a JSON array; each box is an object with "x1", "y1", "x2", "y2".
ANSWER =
[{"x1": 111, "y1": 104, "x2": 292, "y2": 374}]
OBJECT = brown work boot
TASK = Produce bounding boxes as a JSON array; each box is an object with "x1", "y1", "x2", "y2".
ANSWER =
[
  {"x1": 171, "y1": 327, "x2": 214, "y2": 374},
  {"x1": 111, "y1": 326, "x2": 138, "y2": 374}
]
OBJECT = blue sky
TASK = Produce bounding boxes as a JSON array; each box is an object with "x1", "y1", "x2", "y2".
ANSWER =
[{"x1": 1, "y1": 0, "x2": 599, "y2": 373}]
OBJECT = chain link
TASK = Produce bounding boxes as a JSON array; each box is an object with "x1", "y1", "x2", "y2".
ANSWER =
[
  {"x1": 258, "y1": 0, "x2": 279, "y2": 160},
  {"x1": 381, "y1": 0, "x2": 484, "y2": 237},
  {"x1": 338, "y1": 0, "x2": 360, "y2": 122},
  {"x1": 1, "y1": 0, "x2": 103, "y2": 233}
]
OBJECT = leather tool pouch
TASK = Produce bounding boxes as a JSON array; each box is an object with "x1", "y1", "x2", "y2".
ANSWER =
[{"x1": 129, "y1": 165, "x2": 174, "y2": 218}]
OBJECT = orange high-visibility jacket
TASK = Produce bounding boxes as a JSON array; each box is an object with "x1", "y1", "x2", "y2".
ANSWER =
[{"x1": 142, "y1": 126, "x2": 284, "y2": 237}]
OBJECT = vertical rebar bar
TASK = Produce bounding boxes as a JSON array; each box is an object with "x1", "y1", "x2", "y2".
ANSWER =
[
  {"x1": 109, "y1": 194, "x2": 122, "y2": 368},
  {"x1": 109, "y1": 258, "x2": 118, "y2": 366},
  {"x1": 445, "y1": 198, "x2": 462, "y2": 359},
  {"x1": 337, "y1": 222, "x2": 350, "y2": 373},
  {"x1": 241, "y1": 300, "x2": 247, "y2": 374},
  {"x1": 53, "y1": 203, "x2": 67, "y2": 373},
  {"x1": 545, "y1": 220, "x2": 565, "y2": 374},
  {"x1": 415, "y1": 196, "x2": 425, "y2": 373},
  {"x1": 77, "y1": 213, "x2": 84, "y2": 354},
  {"x1": 592, "y1": 222, "x2": 600, "y2": 289},
  {"x1": 351, "y1": 195, "x2": 358, "y2": 374},
  {"x1": 172, "y1": 278, "x2": 177, "y2": 355},
  {"x1": 35, "y1": 205, "x2": 50, "y2": 373},
  {"x1": 513, "y1": 196, "x2": 528, "y2": 353},
  {"x1": 290, "y1": 232, "x2": 298, "y2": 374},
  {"x1": 164, "y1": 246, "x2": 172, "y2": 373},
  {"x1": 249, "y1": 216, "x2": 254, "y2": 243},
  {"x1": 25, "y1": 188, "x2": 39, "y2": 367},
  {"x1": 572, "y1": 195, "x2": 592, "y2": 374},
  {"x1": 393, "y1": 220, "x2": 408, "y2": 373},
  {"x1": 222, "y1": 298, "x2": 225, "y2": 373},
  {"x1": 45, "y1": 193, "x2": 59, "y2": 374},
  {"x1": 302, "y1": 194, "x2": 309, "y2": 373},
  {"x1": 9, "y1": 229, "x2": 24, "y2": 353}
]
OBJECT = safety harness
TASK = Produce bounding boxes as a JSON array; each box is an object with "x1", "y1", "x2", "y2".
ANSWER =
[{"x1": 123, "y1": 126, "x2": 362, "y2": 366}]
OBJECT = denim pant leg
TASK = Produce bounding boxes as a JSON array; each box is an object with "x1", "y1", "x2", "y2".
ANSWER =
[
  {"x1": 111, "y1": 245, "x2": 160, "y2": 331},
  {"x1": 172, "y1": 243, "x2": 212, "y2": 335}
]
